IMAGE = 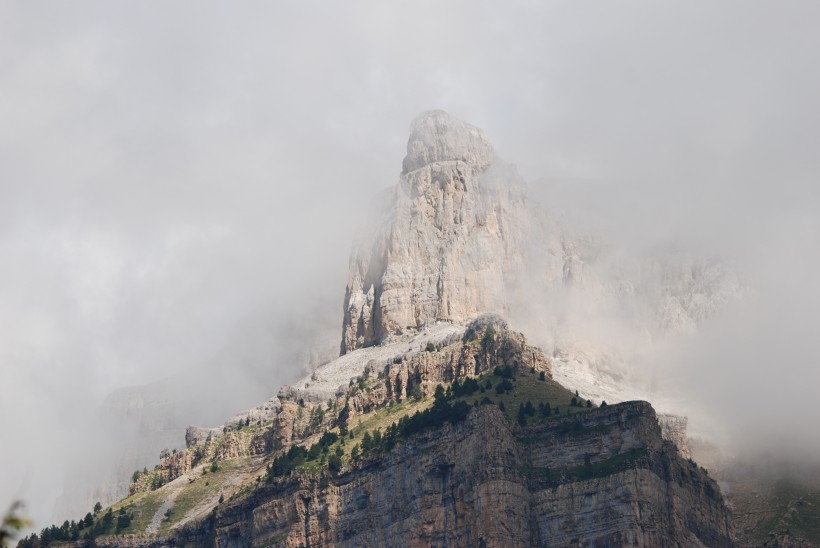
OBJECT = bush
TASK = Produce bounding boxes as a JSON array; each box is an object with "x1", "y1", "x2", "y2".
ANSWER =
[
  {"x1": 116, "y1": 512, "x2": 131, "y2": 532},
  {"x1": 425, "y1": 342, "x2": 436, "y2": 352},
  {"x1": 328, "y1": 454, "x2": 342, "y2": 473}
]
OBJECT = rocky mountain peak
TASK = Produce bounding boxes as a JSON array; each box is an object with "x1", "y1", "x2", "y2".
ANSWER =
[
  {"x1": 402, "y1": 110, "x2": 494, "y2": 173},
  {"x1": 341, "y1": 110, "x2": 531, "y2": 354}
]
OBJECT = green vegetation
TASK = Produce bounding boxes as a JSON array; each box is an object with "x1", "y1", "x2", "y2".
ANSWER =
[
  {"x1": 529, "y1": 448, "x2": 649, "y2": 487},
  {"x1": 18, "y1": 500, "x2": 137, "y2": 546},
  {"x1": 456, "y1": 365, "x2": 591, "y2": 425},
  {"x1": 120, "y1": 490, "x2": 164, "y2": 534},
  {"x1": 265, "y1": 385, "x2": 471, "y2": 481},
  {"x1": 262, "y1": 363, "x2": 597, "y2": 486},
  {"x1": 158, "y1": 457, "x2": 255, "y2": 533}
]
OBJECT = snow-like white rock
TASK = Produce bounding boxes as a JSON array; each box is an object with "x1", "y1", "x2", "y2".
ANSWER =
[{"x1": 291, "y1": 322, "x2": 465, "y2": 401}]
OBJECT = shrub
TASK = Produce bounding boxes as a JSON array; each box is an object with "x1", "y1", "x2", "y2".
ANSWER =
[
  {"x1": 328, "y1": 454, "x2": 342, "y2": 473},
  {"x1": 495, "y1": 378, "x2": 513, "y2": 395}
]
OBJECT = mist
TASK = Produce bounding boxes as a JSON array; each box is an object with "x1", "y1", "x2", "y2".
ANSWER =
[{"x1": 2, "y1": 0, "x2": 819, "y2": 529}]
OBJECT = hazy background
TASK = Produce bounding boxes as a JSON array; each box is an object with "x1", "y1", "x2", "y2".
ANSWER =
[{"x1": 2, "y1": 0, "x2": 819, "y2": 528}]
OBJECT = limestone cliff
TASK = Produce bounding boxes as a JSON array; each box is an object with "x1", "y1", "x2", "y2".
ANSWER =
[
  {"x1": 95, "y1": 401, "x2": 733, "y2": 547},
  {"x1": 341, "y1": 111, "x2": 544, "y2": 353}
]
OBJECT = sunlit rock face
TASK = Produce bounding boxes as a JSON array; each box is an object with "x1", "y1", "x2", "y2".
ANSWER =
[
  {"x1": 341, "y1": 110, "x2": 551, "y2": 353},
  {"x1": 340, "y1": 109, "x2": 742, "y2": 380}
]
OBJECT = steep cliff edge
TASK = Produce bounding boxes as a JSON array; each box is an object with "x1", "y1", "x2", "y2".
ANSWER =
[
  {"x1": 89, "y1": 399, "x2": 733, "y2": 547},
  {"x1": 341, "y1": 110, "x2": 546, "y2": 353}
]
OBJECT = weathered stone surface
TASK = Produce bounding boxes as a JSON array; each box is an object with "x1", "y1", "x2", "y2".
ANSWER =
[
  {"x1": 658, "y1": 412, "x2": 692, "y2": 459},
  {"x1": 341, "y1": 111, "x2": 540, "y2": 353},
  {"x1": 157, "y1": 402, "x2": 733, "y2": 547}
]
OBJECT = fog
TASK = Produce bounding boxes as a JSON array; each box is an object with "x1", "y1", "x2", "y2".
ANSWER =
[{"x1": 2, "y1": 0, "x2": 819, "y2": 528}]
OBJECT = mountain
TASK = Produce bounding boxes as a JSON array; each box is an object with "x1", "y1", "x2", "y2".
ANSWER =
[
  {"x1": 342, "y1": 110, "x2": 537, "y2": 353},
  {"x1": 22, "y1": 111, "x2": 741, "y2": 547}
]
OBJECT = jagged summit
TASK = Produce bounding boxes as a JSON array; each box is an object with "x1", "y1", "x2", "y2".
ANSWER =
[
  {"x1": 402, "y1": 110, "x2": 494, "y2": 173},
  {"x1": 341, "y1": 111, "x2": 532, "y2": 354}
]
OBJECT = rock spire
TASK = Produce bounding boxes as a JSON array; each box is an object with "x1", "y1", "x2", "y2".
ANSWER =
[{"x1": 341, "y1": 110, "x2": 531, "y2": 353}]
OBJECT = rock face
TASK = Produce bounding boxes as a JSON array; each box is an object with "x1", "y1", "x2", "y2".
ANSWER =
[
  {"x1": 341, "y1": 111, "x2": 535, "y2": 353},
  {"x1": 127, "y1": 320, "x2": 544, "y2": 494},
  {"x1": 141, "y1": 402, "x2": 733, "y2": 547},
  {"x1": 658, "y1": 413, "x2": 692, "y2": 459}
]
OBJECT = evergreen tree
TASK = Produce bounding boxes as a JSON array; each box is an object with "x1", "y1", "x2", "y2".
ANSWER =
[
  {"x1": 361, "y1": 431, "x2": 373, "y2": 454},
  {"x1": 328, "y1": 454, "x2": 342, "y2": 473},
  {"x1": 524, "y1": 401, "x2": 535, "y2": 416},
  {"x1": 517, "y1": 404, "x2": 527, "y2": 426}
]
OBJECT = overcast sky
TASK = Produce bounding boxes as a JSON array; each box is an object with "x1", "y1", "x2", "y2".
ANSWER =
[{"x1": 2, "y1": 0, "x2": 820, "y2": 528}]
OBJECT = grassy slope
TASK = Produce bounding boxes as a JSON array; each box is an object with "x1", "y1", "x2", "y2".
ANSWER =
[{"x1": 461, "y1": 366, "x2": 591, "y2": 423}]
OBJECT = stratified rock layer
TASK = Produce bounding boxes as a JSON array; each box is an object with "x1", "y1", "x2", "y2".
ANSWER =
[{"x1": 132, "y1": 402, "x2": 733, "y2": 547}]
